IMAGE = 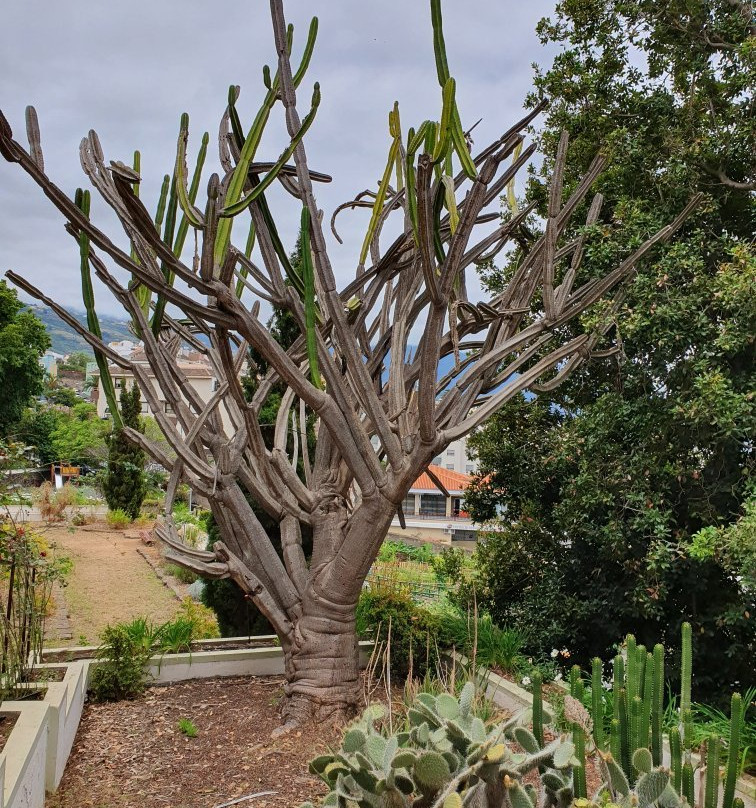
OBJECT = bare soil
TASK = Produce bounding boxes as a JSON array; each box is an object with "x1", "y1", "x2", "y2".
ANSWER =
[
  {"x1": 40, "y1": 522, "x2": 183, "y2": 646},
  {"x1": 45, "y1": 676, "x2": 342, "y2": 808},
  {"x1": 0, "y1": 712, "x2": 19, "y2": 754}
]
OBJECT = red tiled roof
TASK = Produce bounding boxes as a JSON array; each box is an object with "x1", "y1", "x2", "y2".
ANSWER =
[{"x1": 410, "y1": 464, "x2": 472, "y2": 494}]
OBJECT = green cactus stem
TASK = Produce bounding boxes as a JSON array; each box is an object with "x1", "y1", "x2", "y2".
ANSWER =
[
  {"x1": 669, "y1": 727, "x2": 682, "y2": 794},
  {"x1": 614, "y1": 654, "x2": 625, "y2": 705},
  {"x1": 704, "y1": 736, "x2": 720, "y2": 808},
  {"x1": 722, "y1": 693, "x2": 742, "y2": 808},
  {"x1": 682, "y1": 761, "x2": 695, "y2": 807},
  {"x1": 640, "y1": 654, "x2": 654, "y2": 752},
  {"x1": 573, "y1": 726, "x2": 587, "y2": 799},
  {"x1": 680, "y1": 622, "x2": 692, "y2": 747},
  {"x1": 610, "y1": 718, "x2": 621, "y2": 763},
  {"x1": 627, "y1": 635, "x2": 638, "y2": 703},
  {"x1": 300, "y1": 207, "x2": 323, "y2": 389},
  {"x1": 570, "y1": 665, "x2": 584, "y2": 701},
  {"x1": 592, "y1": 657, "x2": 605, "y2": 751},
  {"x1": 617, "y1": 687, "x2": 632, "y2": 779},
  {"x1": 630, "y1": 695, "x2": 643, "y2": 773},
  {"x1": 651, "y1": 644, "x2": 664, "y2": 766},
  {"x1": 532, "y1": 671, "x2": 544, "y2": 748},
  {"x1": 75, "y1": 188, "x2": 121, "y2": 429}
]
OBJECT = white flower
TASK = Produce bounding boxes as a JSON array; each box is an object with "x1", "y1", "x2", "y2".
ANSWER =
[
  {"x1": 602, "y1": 679, "x2": 612, "y2": 691},
  {"x1": 554, "y1": 672, "x2": 563, "y2": 682},
  {"x1": 521, "y1": 676, "x2": 531, "y2": 686},
  {"x1": 550, "y1": 649, "x2": 560, "y2": 658}
]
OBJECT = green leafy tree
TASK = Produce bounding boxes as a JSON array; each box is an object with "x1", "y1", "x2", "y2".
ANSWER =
[
  {"x1": 103, "y1": 382, "x2": 146, "y2": 519},
  {"x1": 0, "y1": 280, "x2": 49, "y2": 432},
  {"x1": 468, "y1": 0, "x2": 755, "y2": 701},
  {"x1": 49, "y1": 401, "x2": 108, "y2": 465}
]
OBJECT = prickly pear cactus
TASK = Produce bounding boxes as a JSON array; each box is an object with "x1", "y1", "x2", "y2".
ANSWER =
[
  {"x1": 300, "y1": 681, "x2": 701, "y2": 808},
  {"x1": 300, "y1": 682, "x2": 579, "y2": 808}
]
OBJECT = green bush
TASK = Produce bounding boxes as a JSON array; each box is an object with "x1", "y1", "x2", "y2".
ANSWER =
[
  {"x1": 89, "y1": 623, "x2": 152, "y2": 701},
  {"x1": 164, "y1": 562, "x2": 200, "y2": 584},
  {"x1": 356, "y1": 583, "x2": 448, "y2": 677},
  {"x1": 106, "y1": 508, "x2": 131, "y2": 529}
]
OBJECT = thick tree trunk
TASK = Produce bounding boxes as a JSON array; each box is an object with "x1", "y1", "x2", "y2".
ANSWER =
[
  {"x1": 281, "y1": 596, "x2": 361, "y2": 725},
  {"x1": 275, "y1": 497, "x2": 397, "y2": 727}
]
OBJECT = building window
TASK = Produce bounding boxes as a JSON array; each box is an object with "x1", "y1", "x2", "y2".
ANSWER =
[
  {"x1": 446, "y1": 464, "x2": 455, "y2": 470},
  {"x1": 446, "y1": 448, "x2": 455, "y2": 456},
  {"x1": 419, "y1": 494, "x2": 446, "y2": 517},
  {"x1": 140, "y1": 402, "x2": 149, "y2": 414},
  {"x1": 432, "y1": 455, "x2": 442, "y2": 465},
  {"x1": 401, "y1": 494, "x2": 415, "y2": 516},
  {"x1": 452, "y1": 529, "x2": 477, "y2": 542},
  {"x1": 164, "y1": 402, "x2": 174, "y2": 414},
  {"x1": 466, "y1": 464, "x2": 474, "y2": 474},
  {"x1": 212, "y1": 379, "x2": 220, "y2": 391}
]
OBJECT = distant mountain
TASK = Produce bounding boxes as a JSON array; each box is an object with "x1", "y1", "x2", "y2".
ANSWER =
[{"x1": 28, "y1": 305, "x2": 133, "y2": 356}]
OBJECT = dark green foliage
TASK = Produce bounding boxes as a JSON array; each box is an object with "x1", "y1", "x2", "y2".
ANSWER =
[
  {"x1": 0, "y1": 281, "x2": 49, "y2": 433},
  {"x1": 201, "y1": 577, "x2": 270, "y2": 637},
  {"x1": 103, "y1": 382, "x2": 146, "y2": 520},
  {"x1": 356, "y1": 584, "x2": 447, "y2": 677},
  {"x1": 466, "y1": 0, "x2": 755, "y2": 705}
]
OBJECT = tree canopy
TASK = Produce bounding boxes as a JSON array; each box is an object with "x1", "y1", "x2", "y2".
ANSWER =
[
  {"x1": 0, "y1": 280, "x2": 49, "y2": 432},
  {"x1": 467, "y1": 0, "x2": 754, "y2": 701}
]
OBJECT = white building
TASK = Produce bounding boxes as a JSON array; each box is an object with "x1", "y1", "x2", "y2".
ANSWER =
[{"x1": 93, "y1": 345, "x2": 235, "y2": 434}]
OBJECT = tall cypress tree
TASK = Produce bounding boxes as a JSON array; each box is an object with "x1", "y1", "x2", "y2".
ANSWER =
[{"x1": 104, "y1": 381, "x2": 146, "y2": 520}]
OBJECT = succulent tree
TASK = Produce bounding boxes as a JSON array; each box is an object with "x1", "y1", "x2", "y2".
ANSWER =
[{"x1": 0, "y1": 0, "x2": 696, "y2": 724}]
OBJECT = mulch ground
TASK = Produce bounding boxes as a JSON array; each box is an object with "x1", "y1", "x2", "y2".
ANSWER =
[
  {"x1": 0, "y1": 712, "x2": 19, "y2": 754},
  {"x1": 45, "y1": 676, "x2": 342, "y2": 808}
]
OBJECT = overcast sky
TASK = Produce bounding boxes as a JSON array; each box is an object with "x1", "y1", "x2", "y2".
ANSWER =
[{"x1": 0, "y1": 0, "x2": 557, "y2": 318}]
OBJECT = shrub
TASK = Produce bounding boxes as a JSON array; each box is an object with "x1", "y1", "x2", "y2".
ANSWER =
[
  {"x1": 154, "y1": 617, "x2": 194, "y2": 654},
  {"x1": 89, "y1": 623, "x2": 152, "y2": 701},
  {"x1": 444, "y1": 613, "x2": 526, "y2": 675},
  {"x1": 164, "y1": 562, "x2": 200, "y2": 585},
  {"x1": 176, "y1": 597, "x2": 219, "y2": 640},
  {"x1": 106, "y1": 509, "x2": 131, "y2": 529},
  {"x1": 356, "y1": 583, "x2": 448, "y2": 677}
]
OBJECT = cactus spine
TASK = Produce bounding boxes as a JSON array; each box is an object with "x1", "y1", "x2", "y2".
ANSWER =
[
  {"x1": 722, "y1": 693, "x2": 742, "y2": 808},
  {"x1": 591, "y1": 657, "x2": 605, "y2": 750},
  {"x1": 531, "y1": 671, "x2": 544, "y2": 747}
]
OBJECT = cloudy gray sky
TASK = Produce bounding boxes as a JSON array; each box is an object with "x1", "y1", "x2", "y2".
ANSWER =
[{"x1": 0, "y1": 0, "x2": 557, "y2": 317}]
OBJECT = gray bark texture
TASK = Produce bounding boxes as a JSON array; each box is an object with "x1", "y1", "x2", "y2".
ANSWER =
[{"x1": 0, "y1": 0, "x2": 696, "y2": 724}]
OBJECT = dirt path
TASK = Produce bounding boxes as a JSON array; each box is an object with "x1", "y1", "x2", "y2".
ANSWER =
[{"x1": 41, "y1": 522, "x2": 182, "y2": 646}]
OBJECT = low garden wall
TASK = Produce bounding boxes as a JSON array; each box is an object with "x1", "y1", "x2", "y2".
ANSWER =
[{"x1": 0, "y1": 637, "x2": 374, "y2": 808}]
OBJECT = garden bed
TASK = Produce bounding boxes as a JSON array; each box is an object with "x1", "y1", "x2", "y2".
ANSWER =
[{"x1": 46, "y1": 676, "x2": 354, "y2": 808}]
